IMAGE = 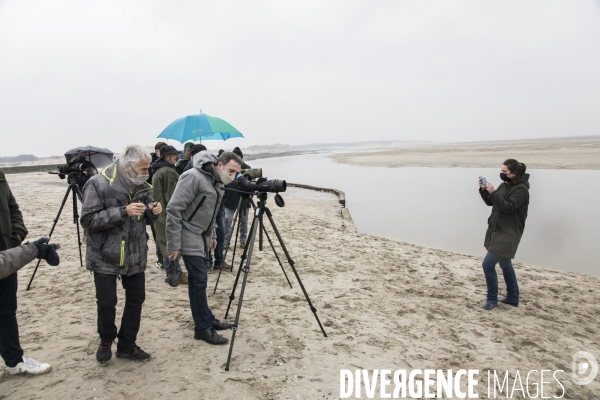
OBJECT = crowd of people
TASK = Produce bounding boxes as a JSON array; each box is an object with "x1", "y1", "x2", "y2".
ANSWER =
[{"x1": 0, "y1": 148, "x2": 530, "y2": 375}]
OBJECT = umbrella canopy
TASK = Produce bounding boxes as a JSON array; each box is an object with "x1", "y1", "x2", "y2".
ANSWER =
[
  {"x1": 157, "y1": 112, "x2": 244, "y2": 143},
  {"x1": 64, "y1": 146, "x2": 114, "y2": 168}
]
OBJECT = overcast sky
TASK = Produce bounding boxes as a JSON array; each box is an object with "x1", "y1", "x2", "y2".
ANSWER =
[{"x1": 1, "y1": 0, "x2": 599, "y2": 156}]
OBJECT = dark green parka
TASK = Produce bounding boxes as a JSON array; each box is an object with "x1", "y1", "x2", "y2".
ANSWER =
[
  {"x1": 480, "y1": 174, "x2": 530, "y2": 259},
  {"x1": 0, "y1": 170, "x2": 28, "y2": 253},
  {"x1": 151, "y1": 160, "x2": 179, "y2": 258}
]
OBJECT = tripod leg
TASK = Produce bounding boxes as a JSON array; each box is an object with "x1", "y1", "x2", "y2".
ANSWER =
[
  {"x1": 260, "y1": 223, "x2": 293, "y2": 289},
  {"x1": 247, "y1": 198, "x2": 291, "y2": 287},
  {"x1": 229, "y1": 201, "x2": 244, "y2": 272},
  {"x1": 264, "y1": 207, "x2": 327, "y2": 337},
  {"x1": 27, "y1": 184, "x2": 73, "y2": 291},
  {"x1": 72, "y1": 185, "x2": 83, "y2": 267},
  {"x1": 223, "y1": 230, "x2": 252, "y2": 319},
  {"x1": 259, "y1": 204, "x2": 263, "y2": 251},
  {"x1": 225, "y1": 208, "x2": 261, "y2": 371}
]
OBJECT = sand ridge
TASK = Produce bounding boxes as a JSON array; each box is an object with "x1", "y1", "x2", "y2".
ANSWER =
[
  {"x1": 0, "y1": 172, "x2": 598, "y2": 398},
  {"x1": 330, "y1": 136, "x2": 600, "y2": 170}
]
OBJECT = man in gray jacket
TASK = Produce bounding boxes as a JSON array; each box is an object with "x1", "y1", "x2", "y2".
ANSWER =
[
  {"x1": 166, "y1": 151, "x2": 242, "y2": 344},
  {"x1": 80, "y1": 145, "x2": 161, "y2": 364}
]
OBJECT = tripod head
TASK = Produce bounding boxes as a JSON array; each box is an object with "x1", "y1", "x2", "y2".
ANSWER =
[
  {"x1": 256, "y1": 191, "x2": 285, "y2": 208},
  {"x1": 222, "y1": 187, "x2": 285, "y2": 208},
  {"x1": 48, "y1": 170, "x2": 82, "y2": 185}
]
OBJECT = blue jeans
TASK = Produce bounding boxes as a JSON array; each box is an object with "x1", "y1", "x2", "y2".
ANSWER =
[
  {"x1": 163, "y1": 257, "x2": 182, "y2": 277},
  {"x1": 208, "y1": 214, "x2": 225, "y2": 266},
  {"x1": 224, "y1": 205, "x2": 248, "y2": 245},
  {"x1": 181, "y1": 256, "x2": 214, "y2": 333},
  {"x1": 482, "y1": 252, "x2": 519, "y2": 303}
]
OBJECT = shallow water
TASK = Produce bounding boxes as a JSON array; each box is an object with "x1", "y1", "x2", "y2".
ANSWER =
[{"x1": 253, "y1": 153, "x2": 600, "y2": 277}]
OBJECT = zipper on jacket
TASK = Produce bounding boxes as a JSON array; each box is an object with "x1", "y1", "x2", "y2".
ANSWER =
[
  {"x1": 187, "y1": 196, "x2": 207, "y2": 222},
  {"x1": 202, "y1": 182, "x2": 221, "y2": 236},
  {"x1": 120, "y1": 240, "x2": 125, "y2": 267}
]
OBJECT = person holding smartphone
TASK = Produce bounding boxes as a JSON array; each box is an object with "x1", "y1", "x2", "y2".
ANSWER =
[{"x1": 478, "y1": 159, "x2": 530, "y2": 310}]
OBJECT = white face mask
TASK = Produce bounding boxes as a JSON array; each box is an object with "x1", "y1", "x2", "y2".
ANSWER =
[{"x1": 218, "y1": 168, "x2": 235, "y2": 185}]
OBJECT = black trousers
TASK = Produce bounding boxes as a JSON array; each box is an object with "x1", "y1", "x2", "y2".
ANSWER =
[
  {"x1": 94, "y1": 272, "x2": 145, "y2": 350},
  {"x1": 0, "y1": 273, "x2": 24, "y2": 367}
]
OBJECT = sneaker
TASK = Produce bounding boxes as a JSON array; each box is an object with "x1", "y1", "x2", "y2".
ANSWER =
[
  {"x1": 156, "y1": 260, "x2": 164, "y2": 269},
  {"x1": 194, "y1": 328, "x2": 229, "y2": 345},
  {"x1": 240, "y1": 241, "x2": 246, "y2": 249},
  {"x1": 179, "y1": 272, "x2": 188, "y2": 285},
  {"x1": 96, "y1": 341, "x2": 113, "y2": 363},
  {"x1": 7, "y1": 357, "x2": 52, "y2": 375},
  {"x1": 116, "y1": 345, "x2": 151, "y2": 361}
]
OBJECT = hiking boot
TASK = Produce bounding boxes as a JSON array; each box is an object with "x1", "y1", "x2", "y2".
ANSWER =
[
  {"x1": 96, "y1": 341, "x2": 113, "y2": 364},
  {"x1": 7, "y1": 357, "x2": 52, "y2": 375},
  {"x1": 179, "y1": 272, "x2": 188, "y2": 285},
  {"x1": 499, "y1": 297, "x2": 519, "y2": 307},
  {"x1": 116, "y1": 345, "x2": 151, "y2": 361},
  {"x1": 194, "y1": 328, "x2": 229, "y2": 345},
  {"x1": 212, "y1": 318, "x2": 233, "y2": 330},
  {"x1": 481, "y1": 300, "x2": 498, "y2": 310}
]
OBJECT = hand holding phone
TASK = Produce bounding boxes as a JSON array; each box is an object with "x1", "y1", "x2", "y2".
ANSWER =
[{"x1": 480, "y1": 176, "x2": 487, "y2": 185}]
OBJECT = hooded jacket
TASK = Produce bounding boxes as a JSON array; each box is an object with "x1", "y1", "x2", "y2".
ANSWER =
[
  {"x1": 0, "y1": 170, "x2": 28, "y2": 254},
  {"x1": 151, "y1": 159, "x2": 179, "y2": 257},
  {"x1": 147, "y1": 153, "x2": 160, "y2": 184},
  {"x1": 166, "y1": 152, "x2": 223, "y2": 258},
  {"x1": 480, "y1": 174, "x2": 530, "y2": 259},
  {"x1": 80, "y1": 162, "x2": 158, "y2": 276}
]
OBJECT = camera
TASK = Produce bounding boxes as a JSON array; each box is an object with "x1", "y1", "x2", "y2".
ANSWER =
[
  {"x1": 57, "y1": 163, "x2": 86, "y2": 180},
  {"x1": 57, "y1": 162, "x2": 86, "y2": 179}
]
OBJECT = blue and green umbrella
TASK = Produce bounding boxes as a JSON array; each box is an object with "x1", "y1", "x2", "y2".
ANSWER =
[{"x1": 157, "y1": 112, "x2": 244, "y2": 144}]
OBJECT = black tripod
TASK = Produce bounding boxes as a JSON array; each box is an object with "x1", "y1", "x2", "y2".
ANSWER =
[
  {"x1": 221, "y1": 192, "x2": 327, "y2": 371},
  {"x1": 213, "y1": 197, "x2": 292, "y2": 295},
  {"x1": 27, "y1": 179, "x2": 83, "y2": 290}
]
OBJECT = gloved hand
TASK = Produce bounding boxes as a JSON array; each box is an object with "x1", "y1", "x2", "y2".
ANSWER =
[
  {"x1": 33, "y1": 238, "x2": 60, "y2": 266},
  {"x1": 165, "y1": 260, "x2": 180, "y2": 287}
]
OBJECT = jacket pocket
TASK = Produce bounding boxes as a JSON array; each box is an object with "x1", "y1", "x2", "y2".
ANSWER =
[
  {"x1": 187, "y1": 196, "x2": 206, "y2": 222},
  {"x1": 496, "y1": 218, "x2": 516, "y2": 235}
]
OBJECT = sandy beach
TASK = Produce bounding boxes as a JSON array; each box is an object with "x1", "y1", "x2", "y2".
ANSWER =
[
  {"x1": 330, "y1": 136, "x2": 600, "y2": 170},
  {"x1": 0, "y1": 172, "x2": 599, "y2": 399}
]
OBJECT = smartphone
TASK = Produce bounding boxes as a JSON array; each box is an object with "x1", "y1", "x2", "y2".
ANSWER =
[{"x1": 480, "y1": 176, "x2": 487, "y2": 185}]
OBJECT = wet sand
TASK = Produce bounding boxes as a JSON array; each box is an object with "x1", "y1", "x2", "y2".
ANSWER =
[
  {"x1": 0, "y1": 172, "x2": 599, "y2": 398},
  {"x1": 330, "y1": 136, "x2": 600, "y2": 170}
]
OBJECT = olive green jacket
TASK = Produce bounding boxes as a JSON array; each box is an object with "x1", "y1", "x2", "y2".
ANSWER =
[
  {"x1": 151, "y1": 162, "x2": 179, "y2": 257},
  {"x1": 480, "y1": 174, "x2": 530, "y2": 259},
  {"x1": 0, "y1": 170, "x2": 28, "y2": 253}
]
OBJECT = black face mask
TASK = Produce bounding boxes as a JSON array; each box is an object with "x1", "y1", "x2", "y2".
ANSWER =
[
  {"x1": 500, "y1": 173, "x2": 510, "y2": 182},
  {"x1": 78, "y1": 156, "x2": 86, "y2": 162}
]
